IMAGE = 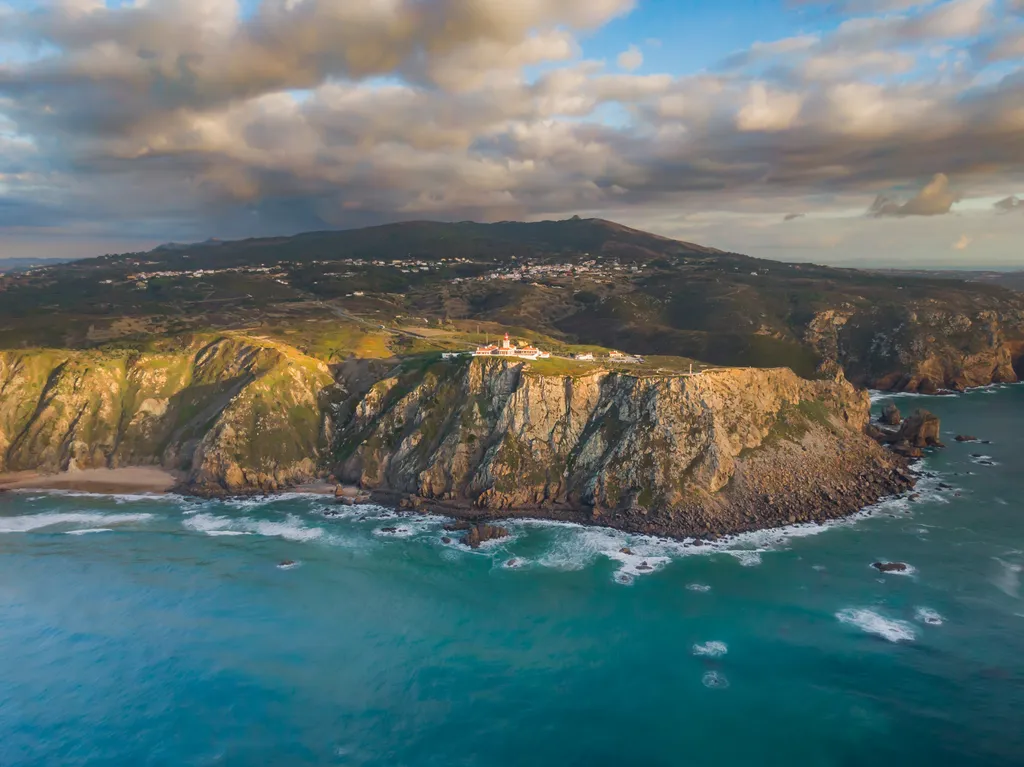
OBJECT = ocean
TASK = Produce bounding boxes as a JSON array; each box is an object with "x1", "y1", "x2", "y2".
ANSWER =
[{"x1": 1, "y1": 386, "x2": 1023, "y2": 766}]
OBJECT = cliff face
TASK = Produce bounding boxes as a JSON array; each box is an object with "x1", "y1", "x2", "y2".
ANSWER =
[
  {"x1": 0, "y1": 336, "x2": 337, "y2": 493},
  {"x1": 806, "y1": 304, "x2": 1024, "y2": 392},
  {"x1": 335, "y1": 359, "x2": 910, "y2": 537}
]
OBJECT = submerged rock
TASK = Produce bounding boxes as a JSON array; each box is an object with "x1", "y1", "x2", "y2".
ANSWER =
[
  {"x1": 872, "y1": 561, "x2": 909, "y2": 573},
  {"x1": 955, "y1": 435, "x2": 979, "y2": 442}
]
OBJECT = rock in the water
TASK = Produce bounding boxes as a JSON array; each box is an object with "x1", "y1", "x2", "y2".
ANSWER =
[
  {"x1": 955, "y1": 435, "x2": 978, "y2": 442},
  {"x1": 890, "y1": 441, "x2": 924, "y2": 458},
  {"x1": 441, "y1": 536, "x2": 452, "y2": 544},
  {"x1": 444, "y1": 521, "x2": 473, "y2": 532},
  {"x1": 872, "y1": 561, "x2": 908, "y2": 572},
  {"x1": 380, "y1": 526, "x2": 398, "y2": 534},
  {"x1": 620, "y1": 547, "x2": 633, "y2": 555},
  {"x1": 896, "y1": 409, "x2": 944, "y2": 448},
  {"x1": 462, "y1": 524, "x2": 509, "y2": 549},
  {"x1": 636, "y1": 560, "x2": 653, "y2": 571},
  {"x1": 506, "y1": 558, "x2": 519, "y2": 568},
  {"x1": 880, "y1": 403, "x2": 901, "y2": 426}
]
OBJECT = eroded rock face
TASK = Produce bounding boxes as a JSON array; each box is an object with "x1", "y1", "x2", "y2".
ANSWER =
[
  {"x1": 806, "y1": 306, "x2": 1024, "y2": 392},
  {"x1": 0, "y1": 336, "x2": 338, "y2": 494},
  {"x1": 335, "y1": 358, "x2": 910, "y2": 537}
]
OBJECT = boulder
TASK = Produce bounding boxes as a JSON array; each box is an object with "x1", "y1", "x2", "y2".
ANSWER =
[
  {"x1": 896, "y1": 409, "x2": 944, "y2": 448},
  {"x1": 880, "y1": 403, "x2": 901, "y2": 426},
  {"x1": 954, "y1": 435, "x2": 978, "y2": 442},
  {"x1": 462, "y1": 524, "x2": 510, "y2": 549},
  {"x1": 890, "y1": 441, "x2": 923, "y2": 458},
  {"x1": 441, "y1": 536, "x2": 452, "y2": 544},
  {"x1": 620, "y1": 547, "x2": 633, "y2": 555}
]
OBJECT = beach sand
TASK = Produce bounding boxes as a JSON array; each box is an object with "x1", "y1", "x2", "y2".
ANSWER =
[{"x1": 0, "y1": 467, "x2": 182, "y2": 495}]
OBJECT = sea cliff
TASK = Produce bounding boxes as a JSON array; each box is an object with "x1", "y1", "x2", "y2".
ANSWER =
[
  {"x1": 0, "y1": 341, "x2": 912, "y2": 536},
  {"x1": 0, "y1": 335, "x2": 337, "y2": 494},
  {"x1": 335, "y1": 358, "x2": 912, "y2": 538}
]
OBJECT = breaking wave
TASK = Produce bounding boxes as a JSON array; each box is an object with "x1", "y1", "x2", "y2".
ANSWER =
[
  {"x1": 836, "y1": 608, "x2": 916, "y2": 643},
  {"x1": 692, "y1": 641, "x2": 728, "y2": 657},
  {"x1": 0, "y1": 512, "x2": 154, "y2": 534}
]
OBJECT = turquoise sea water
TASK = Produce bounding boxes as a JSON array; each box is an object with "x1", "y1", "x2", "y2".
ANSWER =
[{"x1": 2, "y1": 387, "x2": 1023, "y2": 766}]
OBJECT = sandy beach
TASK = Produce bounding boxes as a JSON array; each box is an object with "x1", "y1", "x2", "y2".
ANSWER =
[{"x1": 0, "y1": 467, "x2": 182, "y2": 495}]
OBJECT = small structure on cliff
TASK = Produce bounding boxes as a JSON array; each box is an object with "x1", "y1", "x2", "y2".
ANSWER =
[{"x1": 473, "y1": 333, "x2": 551, "y2": 360}]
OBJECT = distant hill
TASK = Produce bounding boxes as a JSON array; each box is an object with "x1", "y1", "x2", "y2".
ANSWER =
[
  {"x1": 0, "y1": 217, "x2": 1021, "y2": 391},
  {"x1": 132, "y1": 218, "x2": 721, "y2": 270},
  {"x1": 871, "y1": 268, "x2": 1024, "y2": 293}
]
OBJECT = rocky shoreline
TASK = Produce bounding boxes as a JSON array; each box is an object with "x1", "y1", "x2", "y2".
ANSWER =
[{"x1": 365, "y1": 463, "x2": 915, "y2": 542}]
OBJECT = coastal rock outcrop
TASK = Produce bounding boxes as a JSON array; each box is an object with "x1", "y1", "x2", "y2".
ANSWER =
[
  {"x1": 880, "y1": 403, "x2": 901, "y2": 426},
  {"x1": 806, "y1": 306, "x2": 1024, "y2": 393},
  {"x1": 462, "y1": 524, "x2": 510, "y2": 549},
  {"x1": 896, "y1": 409, "x2": 943, "y2": 448},
  {"x1": 334, "y1": 358, "x2": 911, "y2": 538}
]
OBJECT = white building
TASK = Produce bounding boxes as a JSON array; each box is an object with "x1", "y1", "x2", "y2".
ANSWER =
[{"x1": 473, "y1": 333, "x2": 551, "y2": 359}]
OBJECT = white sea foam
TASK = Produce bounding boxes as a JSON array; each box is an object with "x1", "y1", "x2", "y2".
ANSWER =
[
  {"x1": 513, "y1": 477, "x2": 934, "y2": 581},
  {"x1": 205, "y1": 530, "x2": 251, "y2": 537},
  {"x1": 0, "y1": 512, "x2": 154, "y2": 534},
  {"x1": 969, "y1": 454, "x2": 999, "y2": 466},
  {"x1": 992, "y1": 557, "x2": 1022, "y2": 598},
  {"x1": 692, "y1": 641, "x2": 728, "y2": 657},
  {"x1": 915, "y1": 607, "x2": 944, "y2": 625},
  {"x1": 729, "y1": 550, "x2": 763, "y2": 567},
  {"x1": 702, "y1": 671, "x2": 729, "y2": 689},
  {"x1": 276, "y1": 561, "x2": 301, "y2": 570},
  {"x1": 373, "y1": 526, "x2": 416, "y2": 538},
  {"x1": 182, "y1": 513, "x2": 323, "y2": 542},
  {"x1": 65, "y1": 528, "x2": 114, "y2": 535},
  {"x1": 836, "y1": 608, "x2": 916, "y2": 642},
  {"x1": 868, "y1": 389, "x2": 951, "y2": 404},
  {"x1": 687, "y1": 583, "x2": 712, "y2": 592}
]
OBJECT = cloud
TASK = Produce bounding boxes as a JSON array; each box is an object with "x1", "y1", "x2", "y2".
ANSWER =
[
  {"x1": 869, "y1": 173, "x2": 961, "y2": 217},
  {"x1": 994, "y1": 195, "x2": 1023, "y2": 212},
  {"x1": 0, "y1": 0, "x2": 1021, "y2": 259},
  {"x1": 953, "y1": 233, "x2": 971, "y2": 249},
  {"x1": 735, "y1": 83, "x2": 804, "y2": 131},
  {"x1": 617, "y1": 45, "x2": 644, "y2": 71},
  {"x1": 784, "y1": 212, "x2": 806, "y2": 221}
]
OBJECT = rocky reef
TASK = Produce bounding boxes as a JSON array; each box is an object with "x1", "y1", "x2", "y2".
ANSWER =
[
  {"x1": 0, "y1": 335, "x2": 338, "y2": 494},
  {"x1": 334, "y1": 358, "x2": 912, "y2": 538}
]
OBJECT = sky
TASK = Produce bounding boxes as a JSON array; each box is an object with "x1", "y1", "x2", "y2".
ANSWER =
[{"x1": 0, "y1": 0, "x2": 1022, "y2": 267}]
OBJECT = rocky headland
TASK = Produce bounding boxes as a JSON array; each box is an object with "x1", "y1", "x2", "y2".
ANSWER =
[
  {"x1": 333, "y1": 357, "x2": 914, "y2": 539},
  {"x1": 0, "y1": 339, "x2": 921, "y2": 538}
]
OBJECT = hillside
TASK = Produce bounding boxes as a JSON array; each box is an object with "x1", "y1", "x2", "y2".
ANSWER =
[{"x1": 1, "y1": 217, "x2": 1022, "y2": 390}]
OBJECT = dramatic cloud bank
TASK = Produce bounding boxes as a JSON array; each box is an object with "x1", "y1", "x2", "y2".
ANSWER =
[{"x1": 1, "y1": 0, "x2": 1022, "y2": 264}]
